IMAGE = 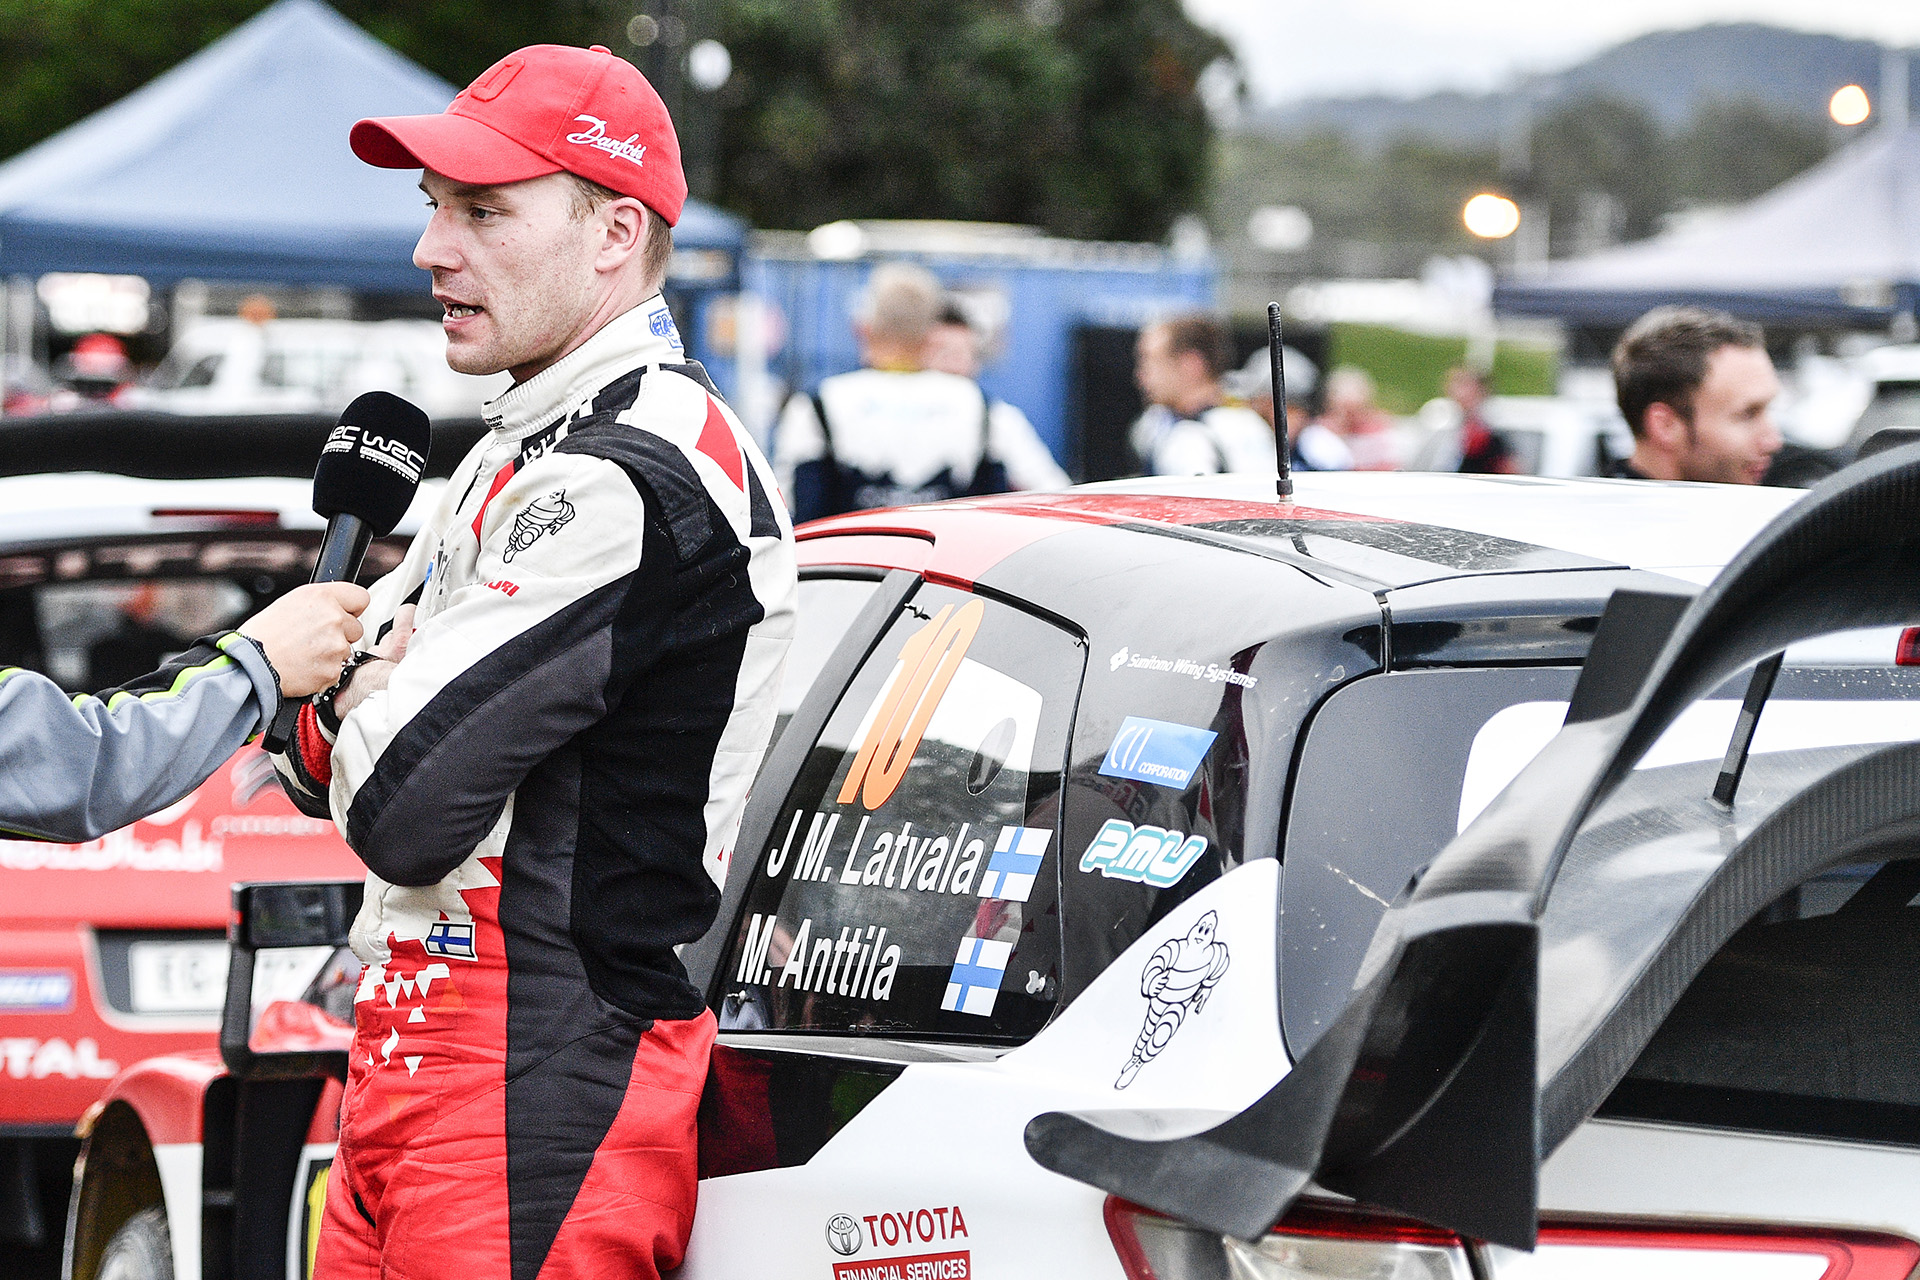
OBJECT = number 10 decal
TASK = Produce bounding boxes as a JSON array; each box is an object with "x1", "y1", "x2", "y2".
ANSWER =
[{"x1": 839, "y1": 599, "x2": 987, "y2": 811}]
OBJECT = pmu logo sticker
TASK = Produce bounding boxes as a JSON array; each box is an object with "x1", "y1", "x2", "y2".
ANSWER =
[
  {"x1": 1099, "y1": 716, "x2": 1217, "y2": 790},
  {"x1": 1080, "y1": 819, "x2": 1208, "y2": 888},
  {"x1": 504, "y1": 490, "x2": 575, "y2": 562},
  {"x1": 839, "y1": 600, "x2": 985, "y2": 811},
  {"x1": 1117, "y1": 910, "x2": 1229, "y2": 1088},
  {"x1": 0, "y1": 970, "x2": 73, "y2": 1012}
]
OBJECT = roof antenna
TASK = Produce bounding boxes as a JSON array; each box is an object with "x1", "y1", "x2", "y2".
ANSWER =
[{"x1": 1269, "y1": 301, "x2": 1294, "y2": 502}]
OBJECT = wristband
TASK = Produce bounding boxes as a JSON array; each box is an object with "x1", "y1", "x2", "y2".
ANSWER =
[{"x1": 317, "y1": 651, "x2": 383, "y2": 735}]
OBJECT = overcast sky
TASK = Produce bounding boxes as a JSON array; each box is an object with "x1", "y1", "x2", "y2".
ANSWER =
[{"x1": 1188, "y1": 1, "x2": 1920, "y2": 105}]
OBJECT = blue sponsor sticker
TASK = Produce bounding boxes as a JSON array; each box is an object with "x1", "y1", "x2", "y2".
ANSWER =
[
  {"x1": 0, "y1": 970, "x2": 74, "y2": 1013},
  {"x1": 1098, "y1": 717, "x2": 1217, "y2": 790},
  {"x1": 648, "y1": 306, "x2": 684, "y2": 350}
]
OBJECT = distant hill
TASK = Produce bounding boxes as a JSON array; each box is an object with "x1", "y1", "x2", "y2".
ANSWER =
[{"x1": 1250, "y1": 23, "x2": 1893, "y2": 145}]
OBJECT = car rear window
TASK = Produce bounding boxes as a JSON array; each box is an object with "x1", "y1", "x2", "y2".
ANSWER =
[
  {"x1": 719, "y1": 582, "x2": 1082, "y2": 1042},
  {"x1": 770, "y1": 575, "x2": 882, "y2": 746},
  {"x1": 1281, "y1": 658, "x2": 1920, "y2": 1060},
  {"x1": 0, "y1": 531, "x2": 405, "y2": 691},
  {"x1": 1602, "y1": 856, "x2": 1920, "y2": 1146}
]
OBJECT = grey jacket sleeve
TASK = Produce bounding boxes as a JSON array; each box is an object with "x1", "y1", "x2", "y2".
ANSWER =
[{"x1": 0, "y1": 631, "x2": 280, "y2": 843}]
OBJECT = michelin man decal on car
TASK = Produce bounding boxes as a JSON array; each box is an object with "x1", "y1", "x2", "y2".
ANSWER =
[
  {"x1": 1116, "y1": 909, "x2": 1230, "y2": 1088},
  {"x1": 504, "y1": 489, "x2": 575, "y2": 562}
]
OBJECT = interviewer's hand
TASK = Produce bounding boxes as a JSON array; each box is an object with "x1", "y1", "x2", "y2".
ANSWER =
[
  {"x1": 238, "y1": 583, "x2": 370, "y2": 698},
  {"x1": 332, "y1": 604, "x2": 415, "y2": 719}
]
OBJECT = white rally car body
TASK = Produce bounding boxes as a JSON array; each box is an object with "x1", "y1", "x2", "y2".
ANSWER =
[{"x1": 68, "y1": 467, "x2": 1920, "y2": 1280}]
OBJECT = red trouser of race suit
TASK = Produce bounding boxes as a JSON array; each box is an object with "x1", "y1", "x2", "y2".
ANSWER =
[{"x1": 314, "y1": 858, "x2": 714, "y2": 1280}]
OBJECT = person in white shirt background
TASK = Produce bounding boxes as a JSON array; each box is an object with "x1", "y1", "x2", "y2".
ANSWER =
[
  {"x1": 1133, "y1": 313, "x2": 1287, "y2": 477},
  {"x1": 1225, "y1": 346, "x2": 1353, "y2": 473},
  {"x1": 773, "y1": 263, "x2": 1067, "y2": 523}
]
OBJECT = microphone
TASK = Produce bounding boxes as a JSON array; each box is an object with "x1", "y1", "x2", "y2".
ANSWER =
[{"x1": 262, "y1": 392, "x2": 432, "y2": 754}]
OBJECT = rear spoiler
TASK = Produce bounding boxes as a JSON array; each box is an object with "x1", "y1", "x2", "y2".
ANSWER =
[
  {"x1": 0, "y1": 410, "x2": 485, "y2": 481},
  {"x1": 1026, "y1": 442, "x2": 1920, "y2": 1249}
]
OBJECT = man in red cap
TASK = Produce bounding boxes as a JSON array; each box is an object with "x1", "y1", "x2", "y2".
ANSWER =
[{"x1": 271, "y1": 44, "x2": 796, "y2": 1280}]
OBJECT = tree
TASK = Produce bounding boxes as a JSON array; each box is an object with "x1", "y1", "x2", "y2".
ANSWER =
[
  {"x1": 1667, "y1": 97, "x2": 1831, "y2": 208},
  {"x1": 1208, "y1": 129, "x2": 1502, "y2": 282},
  {"x1": 0, "y1": 0, "x2": 1230, "y2": 242},
  {"x1": 1530, "y1": 93, "x2": 1669, "y2": 253},
  {"x1": 710, "y1": 0, "x2": 1229, "y2": 239}
]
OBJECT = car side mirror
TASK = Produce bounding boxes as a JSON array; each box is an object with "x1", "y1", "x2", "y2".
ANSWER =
[{"x1": 220, "y1": 880, "x2": 363, "y2": 1081}]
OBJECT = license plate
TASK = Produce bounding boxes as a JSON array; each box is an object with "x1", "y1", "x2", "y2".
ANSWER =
[{"x1": 127, "y1": 940, "x2": 230, "y2": 1013}]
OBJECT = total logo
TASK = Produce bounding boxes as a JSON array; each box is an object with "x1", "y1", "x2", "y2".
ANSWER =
[{"x1": 1, "y1": 1036, "x2": 118, "y2": 1080}]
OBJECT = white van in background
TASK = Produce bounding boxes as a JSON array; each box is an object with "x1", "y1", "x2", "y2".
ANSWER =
[{"x1": 121, "y1": 318, "x2": 507, "y2": 418}]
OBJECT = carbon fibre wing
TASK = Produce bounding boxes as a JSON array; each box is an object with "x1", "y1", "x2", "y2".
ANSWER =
[{"x1": 1025, "y1": 443, "x2": 1920, "y2": 1249}]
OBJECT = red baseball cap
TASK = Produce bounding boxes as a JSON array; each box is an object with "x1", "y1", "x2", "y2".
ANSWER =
[{"x1": 350, "y1": 44, "x2": 686, "y2": 225}]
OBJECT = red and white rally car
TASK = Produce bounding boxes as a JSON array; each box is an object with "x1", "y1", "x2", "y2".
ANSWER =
[
  {"x1": 0, "y1": 415, "x2": 456, "y2": 1275},
  {"x1": 61, "y1": 458, "x2": 1920, "y2": 1280}
]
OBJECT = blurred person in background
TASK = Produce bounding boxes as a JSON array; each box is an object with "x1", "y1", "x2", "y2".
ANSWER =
[
  {"x1": 86, "y1": 582, "x2": 188, "y2": 689},
  {"x1": 1316, "y1": 365, "x2": 1398, "y2": 470},
  {"x1": 49, "y1": 332, "x2": 134, "y2": 409},
  {"x1": 923, "y1": 294, "x2": 1067, "y2": 494},
  {"x1": 1133, "y1": 313, "x2": 1275, "y2": 476},
  {"x1": 1228, "y1": 347, "x2": 1350, "y2": 472},
  {"x1": 775, "y1": 264, "x2": 1064, "y2": 522},
  {"x1": 923, "y1": 298, "x2": 982, "y2": 378},
  {"x1": 1446, "y1": 366, "x2": 1518, "y2": 474},
  {"x1": 1610, "y1": 306, "x2": 1783, "y2": 485}
]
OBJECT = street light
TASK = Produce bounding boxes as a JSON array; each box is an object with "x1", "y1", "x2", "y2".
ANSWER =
[
  {"x1": 687, "y1": 39, "x2": 732, "y2": 92},
  {"x1": 1831, "y1": 84, "x2": 1871, "y2": 126},
  {"x1": 1462, "y1": 193, "x2": 1521, "y2": 240}
]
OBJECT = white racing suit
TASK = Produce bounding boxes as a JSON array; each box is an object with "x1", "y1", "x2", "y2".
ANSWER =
[{"x1": 273, "y1": 297, "x2": 796, "y2": 1280}]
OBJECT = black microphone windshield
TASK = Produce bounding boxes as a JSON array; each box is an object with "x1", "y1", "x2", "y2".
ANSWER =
[{"x1": 312, "y1": 392, "x2": 433, "y2": 535}]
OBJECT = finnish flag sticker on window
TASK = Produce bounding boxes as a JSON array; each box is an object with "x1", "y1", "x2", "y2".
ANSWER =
[
  {"x1": 1098, "y1": 716, "x2": 1218, "y2": 790},
  {"x1": 423, "y1": 920, "x2": 477, "y2": 961},
  {"x1": 976, "y1": 826, "x2": 1051, "y2": 902},
  {"x1": 942, "y1": 936, "x2": 1013, "y2": 1017}
]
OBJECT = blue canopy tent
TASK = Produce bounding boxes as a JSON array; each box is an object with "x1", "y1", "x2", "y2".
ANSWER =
[
  {"x1": 1495, "y1": 124, "x2": 1920, "y2": 328},
  {"x1": 0, "y1": 0, "x2": 744, "y2": 291}
]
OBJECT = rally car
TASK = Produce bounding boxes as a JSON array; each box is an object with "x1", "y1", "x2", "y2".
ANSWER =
[
  {"x1": 64, "y1": 457, "x2": 1920, "y2": 1280},
  {"x1": 0, "y1": 413, "x2": 476, "y2": 1276}
]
